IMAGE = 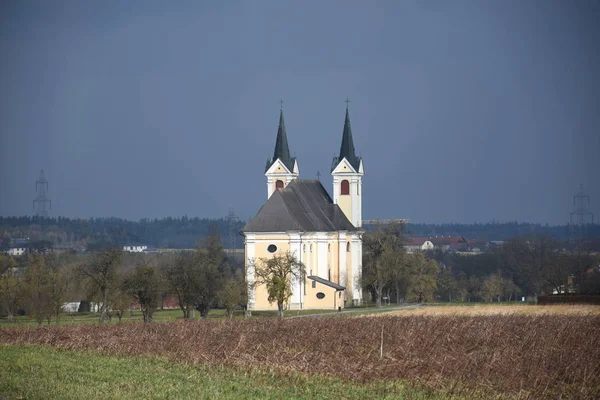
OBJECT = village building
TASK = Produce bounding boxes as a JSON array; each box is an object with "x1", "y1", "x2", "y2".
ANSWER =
[
  {"x1": 241, "y1": 106, "x2": 364, "y2": 310},
  {"x1": 5, "y1": 238, "x2": 29, "y2": 256},
  {"x1": 122, "y1": 243, "x2": 149, "y2": 253}
]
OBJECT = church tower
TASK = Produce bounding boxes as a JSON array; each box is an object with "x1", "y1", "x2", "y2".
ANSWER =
[
  {"x1": 265, "y1": 108, "x2": 299, "y2": 199},
  {"x1": 331, "y1": 105, "x2": 363, "y2": 228}
]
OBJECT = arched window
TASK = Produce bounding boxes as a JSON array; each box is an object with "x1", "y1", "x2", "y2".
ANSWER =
[
  {"x1": 341, "y1": 180, "x2": 350, "y2": 195},
  {"x1": 328, "y1": 243, "x2": 331, "y2": 252},
  {"x1": 276, "y1": 180, "x2": 284, "y2": 189},
  {"x1": 303, "y1": 244, "x2": 306, "y2": 253},
  {"x1": 346, "y1": 242, "x2": 351, "y2": 252}
]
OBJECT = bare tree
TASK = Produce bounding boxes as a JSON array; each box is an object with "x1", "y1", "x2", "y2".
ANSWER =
[
  {"x1": 77, "y1": 249, "x2": 122, "y2": 324},
  {"x1": 0, "y1": 254, "x2": 20, "y2": 322},
  {"x1": 192, "y1": 233, "x2": 226, "y2": 319},
  {"x1": 22, "y1": 255, "x2": 55, "y2": 325},
  {"x1": 122, "y1": 261, "x2": 163, "y2": 323},
  {"x1": 162, "y1": 253, "x2": 195, "y2": 320}
]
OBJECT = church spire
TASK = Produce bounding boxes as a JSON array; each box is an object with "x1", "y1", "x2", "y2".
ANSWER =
[
  {"x1": 273, "y1": 109, "x2": 291, "y2": 164},
  {"x1": 265, "y1": 105, "x2": 299, "y2": 199},
  {"x1": 332, "y1": 104, "x2": 361, "y2": 172},
  {"x1": 265, "y1": 108, "x2": 297, "y2": 173}
]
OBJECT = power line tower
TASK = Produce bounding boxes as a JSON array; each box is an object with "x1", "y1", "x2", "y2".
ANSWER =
[
  {"x1": 570, "y1": 184, "x2": 594, "y2": 225},
  {"x1": 33, "y1": 169, "x2": 51, "y2": 217},
  {"x1": 226, "y1": 209, "x2": 240, "y2": 259},
  {"x1": 570, "y1": 184, "x2": 594, "y2": 239}
]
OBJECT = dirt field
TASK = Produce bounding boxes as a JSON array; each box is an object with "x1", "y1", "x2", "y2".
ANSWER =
[
  {"x1": 386, "y1": 304, "x2": 600, "y2": 316},
  {"x1": 1, "y1": 309, "x2": 599, "y2": 399}
]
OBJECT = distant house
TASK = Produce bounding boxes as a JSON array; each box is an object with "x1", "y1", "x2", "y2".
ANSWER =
[
  {"x1": 404, "y1": 236, "x2": 487, "y2": 253},
  {"x1": 123, "y1": 243, "x2": 148, "y2": 253},
  {"x1": 404, "y1": 237, "x2": 435, "y2": 253},
  {"x1": 6, "y1": 238, "x2": 29, "y2": 256}
]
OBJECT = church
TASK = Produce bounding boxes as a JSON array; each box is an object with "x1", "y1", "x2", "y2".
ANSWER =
[{"x1": 241, "y1": 105, "x2": 364, "y2": 310}]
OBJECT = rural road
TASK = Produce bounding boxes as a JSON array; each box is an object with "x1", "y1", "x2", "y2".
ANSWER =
[{"x1": 288, "y1": 303, "x2": 422, "y2": 319}]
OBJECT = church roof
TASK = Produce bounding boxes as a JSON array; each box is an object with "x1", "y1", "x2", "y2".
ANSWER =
[
  {"x1": 265, "y1": 109, "x2": 296, "y2": 173},
  {"x1": 241, "y1": 179, "x2": 357, "y2": 233},
  {"x1": 331, "y1": 108, "x2": 361, "y2": 172},
  {"x1": 308, "y1": 276, "x2": 346, "y2": 291}
]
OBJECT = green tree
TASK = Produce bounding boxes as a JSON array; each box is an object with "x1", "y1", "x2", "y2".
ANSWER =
[
  {"x1": 407, "y1": 252, "x2": 440, "y2": 303},
  {"x1": 362, "y1": 222, "x2": 406, "y2": 307},
  {"x1": 219, "y1": 268, "x2": 247, "y2": 318},
  {"x1": 254, "y1": 252, "x2": 305, "y2": 319},
  {"x1": 436, "y1": 265, "x2": 458, "y2": 302}
]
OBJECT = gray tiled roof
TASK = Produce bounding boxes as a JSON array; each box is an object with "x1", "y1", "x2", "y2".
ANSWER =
[
  {"x1": 308, "y1": 275, "x2": 346, "y2": 291},
  {"x1": 241, "y1": 179, "x2": 357, "y2": 233}
]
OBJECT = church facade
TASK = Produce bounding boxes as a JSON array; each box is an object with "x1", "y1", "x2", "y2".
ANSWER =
[{"x1": 241, "y1": 106, "x2": 364, "y2": 310}]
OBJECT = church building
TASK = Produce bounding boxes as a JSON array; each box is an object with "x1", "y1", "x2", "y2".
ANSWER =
[{"x1": 241, "y1": 105, "x2": 364, "y2": 310}]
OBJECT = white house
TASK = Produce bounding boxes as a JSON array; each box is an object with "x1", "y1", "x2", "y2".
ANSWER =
[
  {"x1": 6, "y1": 238, "x2": 29, "y2": 256},
  {"x1": 404, "y1": 237, "x2": 435, "y2": 253},
  {"x1": 123, "y1": 244, "x2": 148, "y2": 253}
]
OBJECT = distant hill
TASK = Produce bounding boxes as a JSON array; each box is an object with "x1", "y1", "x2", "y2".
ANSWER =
[
  {"x1": 0, "y1": 216, "x2": 245, "y2": 250},
  {"x1": 405, "y1": 222, "x2": 599, "y2": 241},
  {"x1": 1, "y1": 217, "x2": 597, "y2": 251}
]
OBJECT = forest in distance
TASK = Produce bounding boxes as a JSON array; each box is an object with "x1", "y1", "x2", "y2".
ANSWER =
[{"x1": 1, "y1": 216, "x2": 598, "y2": 250}]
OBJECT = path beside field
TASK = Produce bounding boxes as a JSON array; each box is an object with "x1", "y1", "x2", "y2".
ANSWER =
[{"x1": 288, "y1": 303, "x2": 422, "y2": 318}]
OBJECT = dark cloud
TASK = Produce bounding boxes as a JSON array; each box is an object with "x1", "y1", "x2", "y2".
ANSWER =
[{"x1": 1, "y1": 0, "x2": 598, "y2": 224}]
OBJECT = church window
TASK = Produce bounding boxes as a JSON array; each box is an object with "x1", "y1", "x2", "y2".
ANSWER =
[
  {"x1": 310, "y1": 244, "x2": 313, "y2": 252},
  {"x1": 303, "y1": 244, "x2": 306, "y2": 252},
  {"x1": 346, "y1": 242, "x2": 351, "y2": 252},
  {"x1": 267, "y1": 244, "x2": 277, "y2": 253},
  {"x1": 316, "y1": 292, "x2": 325, "y2": 299},
  {"x1": 328, "y1": 243, "x2": 331, "y2": 252},
  {"x1": 312, "y1": 280, "x2": 316, "y2": 288},
  {"x1": 341, "y1": 180, "x2": 350, "y2": 195},
  {"x1": 276, "y1": 180, "x2": 284, "y2": 189}
]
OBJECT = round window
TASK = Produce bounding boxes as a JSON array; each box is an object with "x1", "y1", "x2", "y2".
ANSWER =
[
  {"x1": 267, "y1": 244, "x2": 277, "y2": 253},
  {"x1": 316, "y1": 292, "x2": 325, "y2": 299}
]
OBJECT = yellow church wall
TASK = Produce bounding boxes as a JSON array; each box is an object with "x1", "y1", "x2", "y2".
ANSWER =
[
  {"x1": 250, "y1": 234, "x2": 292, "y2": 310},
  {"x1": 247, "y1": 232, "x2": 351, "y2": 310},
  {"x1": 338, "y1": 195, "x2": 352, "y2": 224},
  {"x1": 304, "y1": 280, "x2": 342, "y2": 310},
  {"x1": 345, "y1": 240, "x2": 353, "y2": 303}
]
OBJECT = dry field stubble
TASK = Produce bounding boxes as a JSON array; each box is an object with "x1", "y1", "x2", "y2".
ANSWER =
[
  {"x1": 386, "y1": 304, "x2": 600, "y2": 317},
  {"x1": 1, "y1": 310, "x2": 599, "y2": 399}
]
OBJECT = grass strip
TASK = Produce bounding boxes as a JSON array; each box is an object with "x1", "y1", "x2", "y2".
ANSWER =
[{"x1": 0, "y1": 344, "x2": 454, "y2": 400}]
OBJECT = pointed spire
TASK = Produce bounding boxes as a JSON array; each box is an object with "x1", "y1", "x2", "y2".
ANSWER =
[
  {"x1": 333, "y1": 106, "x2": 361, "y2": 171},
  {"x1": 273, "y1": 109, "x2": 291, "y2": 163},
  {"x1": 265, "y1": 108, "x2": 296, "y2": 172}
]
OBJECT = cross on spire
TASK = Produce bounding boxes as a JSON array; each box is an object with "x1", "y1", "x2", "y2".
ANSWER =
[
  {"x1": 279, "y1": 98, "x2": 284, "y2": 110},
  {"x1": 344, "y1": 97, "x2": 351, "y2": 110},
  {"x1": 316, "y1": 171, "x2": 321, "y2": 180}
]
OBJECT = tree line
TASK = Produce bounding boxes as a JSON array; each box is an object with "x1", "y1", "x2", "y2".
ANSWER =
[
  {"x1": 0, "y1": 233, "x2": 248, "y2": 324},
  {"x1": 2, "y1": 216, "x2": 598, "y2": 251},
  {"x1": 360, "y1": 222, "x2": 600, "y2": 307},
  {"x1": 0, "y1": 216, "x2": 245, "y2": 250},
  {"x1": 2, "y1": 222, "x2": 600, "y2": 324}
]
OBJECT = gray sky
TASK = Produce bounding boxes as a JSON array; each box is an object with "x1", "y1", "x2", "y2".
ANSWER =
[{"x1": 1, "y1": 0, "x2": 599, "y2": 224}]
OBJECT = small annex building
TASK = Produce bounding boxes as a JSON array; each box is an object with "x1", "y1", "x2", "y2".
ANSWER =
[{"x1": 241, "y1": 105, "x2": 364, "y2": 311}]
